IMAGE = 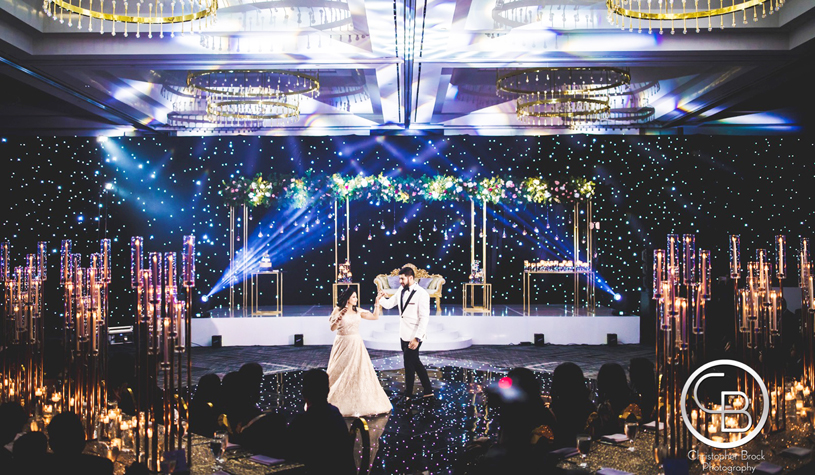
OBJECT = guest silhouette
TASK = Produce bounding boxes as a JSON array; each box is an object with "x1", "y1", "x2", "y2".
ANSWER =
[
  {"x1": 0, "y1": 402, "x2": 27, "y2": 464},
  {"x1": 12, "y1": 431, "x2": 50, "y2": 475},
  {"x1": 287, "y1": 369, "x2": 356, "y2": 475},
  {"x1": 629, "y1": 357, "x2": 657, "y2": 423},
  {"x1": 189, "y1": 373, "x2": 221, "y2": 437},
  {"x1": 47, "y1": 412, "x2": 113, "y2": 475},
  {"x1": 550, "y1": 363, "x2": 595, "y2": 449},
  {"x1": 592, "y1": 363, "x2": 636, "y2": 437}
]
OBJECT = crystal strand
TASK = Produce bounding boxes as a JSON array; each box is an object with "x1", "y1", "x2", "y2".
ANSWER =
[
  {"x1": 148, "y1": 3, "x2": 152, "y2": 38},
  {"x1": 99, "y1": 0, "x2": 104, "y2": 34},
  {"x1": 112, "y1": 1, "x2": 116, "y2": 36},
  {"x1": 123, "y1": 2, "x2": 128, "y2": 36},
  {"x1": 172, "y1": 1, "x2": 177, "y2": 37},
  {"x1": 160, "y1": 3, "x2": 164, "y2": 38}
]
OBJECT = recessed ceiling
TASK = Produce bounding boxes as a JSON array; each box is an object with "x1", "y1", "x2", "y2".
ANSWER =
[{"x1": 1, "y1": 0, "x2": 814, "y2": 136}]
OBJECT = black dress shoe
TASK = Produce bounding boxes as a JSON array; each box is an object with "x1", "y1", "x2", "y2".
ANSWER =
[{"x1": 395, "y1": 395, "x2": 411, "y2": 407}]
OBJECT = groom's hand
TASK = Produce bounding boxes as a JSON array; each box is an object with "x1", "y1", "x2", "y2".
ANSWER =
[{"x1": 408, "y1": 338, "x2": 419, "y2": 350}]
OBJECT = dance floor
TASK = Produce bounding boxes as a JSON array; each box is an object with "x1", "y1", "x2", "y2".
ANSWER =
[{"x1": 187, "y1": 344, "x2": 653, "y2": 474}]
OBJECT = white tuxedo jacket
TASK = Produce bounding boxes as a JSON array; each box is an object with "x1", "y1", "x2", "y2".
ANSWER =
[{"x1": 380, "y1": 283, "x2": 430, "y2": 342}]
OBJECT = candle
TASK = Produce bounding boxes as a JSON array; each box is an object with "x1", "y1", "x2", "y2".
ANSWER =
[
  {"x1": 183, "y1": 235, "x2": 195, "y2": 287},
  {"x1": 653, "y1": 250, "x2": 665, "y2": 299},
  {"x1": 131, "y1": 236, "x2": 143, "y2": 289},
  {"x1": 776, "y1": 235, "x2": 786, "y2": 279},
  {"x1": 796, "y1": 400, "x2": 804, "y2": 411},
  {"x1": 730, "y1": 235, "x2": 741, "y2": 278}
]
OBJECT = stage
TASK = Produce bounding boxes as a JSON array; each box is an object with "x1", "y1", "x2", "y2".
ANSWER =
[{"x1": 192, "y1": 304, "x2": 640, "y2": 350}]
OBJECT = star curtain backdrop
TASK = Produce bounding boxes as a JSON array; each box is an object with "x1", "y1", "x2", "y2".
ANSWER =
[{"x1": 2, "y1": 135, "x2": 814, "y2": 327}]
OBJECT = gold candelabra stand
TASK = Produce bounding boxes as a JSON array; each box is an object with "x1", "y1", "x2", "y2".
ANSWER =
[
  {"x1": 130, "y1": 236, "x2": 195, "y2": 470},
  {"x1": 799, "y1": 237, "x2": 814, "y2": 393},
  {"x1": 729, "y1": 234, "x2": 787, "y2": 434},
  {"x1": 652, "y1": 234, "x2": 711, "y2": 458},
  {"x1": 228, "y1": 204, "x2": 248, "y2": 315},
  {"x1": 58, "y1": 239, "x2": 111, "y2": 437},
  {"x1": 1, "y1": 241, "x2": 47, "y2": 411}
]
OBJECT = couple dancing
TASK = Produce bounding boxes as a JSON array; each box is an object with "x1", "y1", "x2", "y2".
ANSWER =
[{"x1": 326, "y1": 266, "x2": 434, "y2": 417}]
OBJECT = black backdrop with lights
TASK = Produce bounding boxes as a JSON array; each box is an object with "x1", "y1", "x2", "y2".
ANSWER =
[{"x1": 1, "y1": 135, "x2": 812, "y2": 328}]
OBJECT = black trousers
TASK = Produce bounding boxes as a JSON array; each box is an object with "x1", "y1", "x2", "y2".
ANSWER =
[{"x1": 401, "y1": 339, "x2": 432, "y2": 396}]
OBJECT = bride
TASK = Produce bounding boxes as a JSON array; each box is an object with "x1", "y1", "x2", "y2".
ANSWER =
[{"x1": 326, "y1": 287, "x2": 393, "y2": 417}]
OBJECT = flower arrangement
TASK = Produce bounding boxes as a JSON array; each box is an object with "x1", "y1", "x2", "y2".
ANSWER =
[
  {"x1": 475, "y1": 177, "x2": 506, "y2": 204},
  {"x1": 521, "y1": 177, "x2": 551, "y2": 204},
  {"x1": 422, "y1": 175, "x2": 461, "y2": 201},
  {"x1": 221, "y1": 172, "x2": 594, "y2": 208}
]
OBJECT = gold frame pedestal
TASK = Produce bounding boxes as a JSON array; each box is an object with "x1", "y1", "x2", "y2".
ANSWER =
[
  {"x1": 463, "y1": 283, "x2": 492, "y2": 314},
  {"x1": 523, "y1": 268, "x2": 595, "y2": 316},
  {"x1": 521, "y1": 200, "x2": 596, "y2": 316},
  {"x1": 250, "y1": 270, "x2": 283, "y2": 316},
  {"x1": 332, "y1": 282, "x2": 360, "y2": 307}
]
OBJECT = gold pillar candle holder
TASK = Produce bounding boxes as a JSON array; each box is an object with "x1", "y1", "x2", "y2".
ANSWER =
[
  {"x1": 1, "y1": 241, "x2": 47, "y2": 412},
  {"x1": 652, "y1": 233, "x2": 710, "y2": 459},
  {"x1": 58, "y1": 239, "x2": 111, "y2": 437},
  {"x1": 731, "y1": 235, "x2": 787, "y2": 433},
  {"x1": 131, "y1": 236, "x2": 195, "y2": 471}
]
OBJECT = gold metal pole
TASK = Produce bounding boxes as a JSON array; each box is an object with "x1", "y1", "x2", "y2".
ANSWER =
[
  {"x1": 242, "y1": 204, "x2": 248, "y2": 315},
  {"x1": 482, "y1": 203, "x2": 487, "y2": 282},
  {"x1": 346, "y1": 197, "x2": 350, "y2": 266},
  {"x1": 470, "y1": 200, "x2": 475, "y2": 265},
  {"x1": 229, "y1": 206, "x2": 235, "y2": 314},
  {"x1": 573, "y1": 203, "x2": 579, "y2": 316},
  {"x1": 334, "y1": 200, "x2": 338, "y2": 284}
]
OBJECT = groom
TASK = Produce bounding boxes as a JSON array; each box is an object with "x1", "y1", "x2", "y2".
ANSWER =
[{"x1": 378, "y1": 266, "x2": 433, "y2": 403}]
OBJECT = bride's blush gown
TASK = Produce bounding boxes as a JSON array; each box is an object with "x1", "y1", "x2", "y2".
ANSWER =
[{"x1": 326, "y1": 310, "x2": 393, "y2": 417}]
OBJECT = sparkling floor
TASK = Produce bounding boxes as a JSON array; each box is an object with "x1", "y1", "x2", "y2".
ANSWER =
[
  {"x1": 180, "y1": 344, "x2": 654, "y2": 474},
  {"x1": 257, "y1": 365, "x2": 511, "y2": 475}
]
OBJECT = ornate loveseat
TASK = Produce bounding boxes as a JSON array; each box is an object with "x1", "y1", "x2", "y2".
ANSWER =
[{"x1": 374, "y1": 263, "x2": 445, "y2": 313}]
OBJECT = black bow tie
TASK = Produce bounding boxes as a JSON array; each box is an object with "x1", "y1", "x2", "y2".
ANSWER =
[{"x1": 401, "y1": 287, "x2": 409, "y2": 296}]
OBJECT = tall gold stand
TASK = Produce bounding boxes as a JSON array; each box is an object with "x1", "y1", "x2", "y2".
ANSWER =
[
  {"x1": 463, "y1": 283, "x2": 492, "y2": 314},
  {"x1": 251, "y1": 270, "x2": 283, "y2": 315},
  {"x1": 130, "y1": 236, "x2": 195, "y2": 471},
  {"x1": 652, "y1": 234, "x2": 710, "y2": 459},
  {"x1": 0, "y1": 241, "x2": 47, "y2": 413}
]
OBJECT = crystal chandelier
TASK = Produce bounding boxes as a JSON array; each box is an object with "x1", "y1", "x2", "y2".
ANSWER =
[
  {"x1": 606, "y1": 0, "x2": 784, "y2": 35},
  {"x1": 185, "y1": 70, "x2": 319, "y2": 124},
  {"x1": 492, "y1": 0, "x2": 598, "y2": 29},
  {"x1": 497, "y1": 67, "x2": 631, "y2": 126},
  {"x1": 42, "y1": 0, "x2": 219, "y2": 38}
]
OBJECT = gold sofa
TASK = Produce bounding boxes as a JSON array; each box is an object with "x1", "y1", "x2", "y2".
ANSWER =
[{"x1": 373, "y1": 263, "x2": 445, "y2": 313}]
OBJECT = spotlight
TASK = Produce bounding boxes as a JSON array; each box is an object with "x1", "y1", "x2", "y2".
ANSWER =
[
  {"x1": 613, "y1": 293, "x2": 622, "y2": 301},
  {"x1": 97, "y1": 136, "x2": 109, "y2": 143},
  {"x1": 201, "y1": 295, "x2": 209, "y2": 303},
  {"x1": 104, "y1": 183, "x2": 114, "y2": 190}
]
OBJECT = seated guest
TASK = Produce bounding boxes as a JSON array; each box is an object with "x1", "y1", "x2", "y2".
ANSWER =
[
  {"x1": 12, "y1": 431, "x2": 50, "y2": 475},
  {"x1": 477, "y1": 368, "x2": 559, "y2": 474},
  {"x1": 239, "y1": 362, "x2": 264, "y2": 410},
  {"x1": 0, "y1": 402, "x2": 27, "y2": 464},
  {"x1": 287, "y1": 369, "x2": 356, "y2": 475},
  {"x1": 591, "y1": 363, "x2": 637, "y2": 437},
  {"x1": 47, "y1": 412, "x2": 114, "y2": 475},
  {"x1": 629, "y1": 357, "x2": 657, "y2": 423},
  {"x1": 220, "y1": 369, "x2": 286, "y2": 457},
  {"x1": 189, "y1": 373, "x2": 221, "y2": 437},
  {"x1": 549, "y1": 363, "x2": 595, "y2": 449}
]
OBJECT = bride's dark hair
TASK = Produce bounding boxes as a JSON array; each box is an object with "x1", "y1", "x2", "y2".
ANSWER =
[{"x1": 337, "y1": 287, "x2": 358, "y2": 312}]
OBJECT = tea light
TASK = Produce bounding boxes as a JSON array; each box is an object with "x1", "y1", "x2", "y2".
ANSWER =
[
  {"x1": 804, "y1": 387, "x2": 811, "y2": 398},
  {"x1": 711, "y1": 435, "x2": 724, "y2": 444},
  {"x1": 34, "y1": 387, "x2": 42, "y2": 397},
  {"x1": 796, "y1": 400, "x2": 804, "y2": 411},
  {"x1": 30, "y1": 420, "x2": 39, "y2": 432},
  {"x1": 111, "y1": 438, "x2": 122, "y2": 450}
]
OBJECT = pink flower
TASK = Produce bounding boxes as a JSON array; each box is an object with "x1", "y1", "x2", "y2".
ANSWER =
[{"x1": 554, "y1": 180, "x2": 560, "y2": 185}]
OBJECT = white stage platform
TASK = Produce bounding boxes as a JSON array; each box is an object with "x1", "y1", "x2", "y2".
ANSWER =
[{"x1": 192, "y1": 305, "x2": 640, "y2": 350}]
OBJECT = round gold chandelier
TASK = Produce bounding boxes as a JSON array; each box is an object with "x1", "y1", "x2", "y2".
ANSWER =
[
  {"x1": 42, "y1": 0, "x2": 219, "y2": 38},
  {"x1": 497, "y1": 67, "x2": 631, "y2": 126},
  {"x1": 606, "y1": 0, "x2": 784, "y2": 35},
  {"x1": 185, "y1": 70, "x2": 319, "y2": 124}
]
